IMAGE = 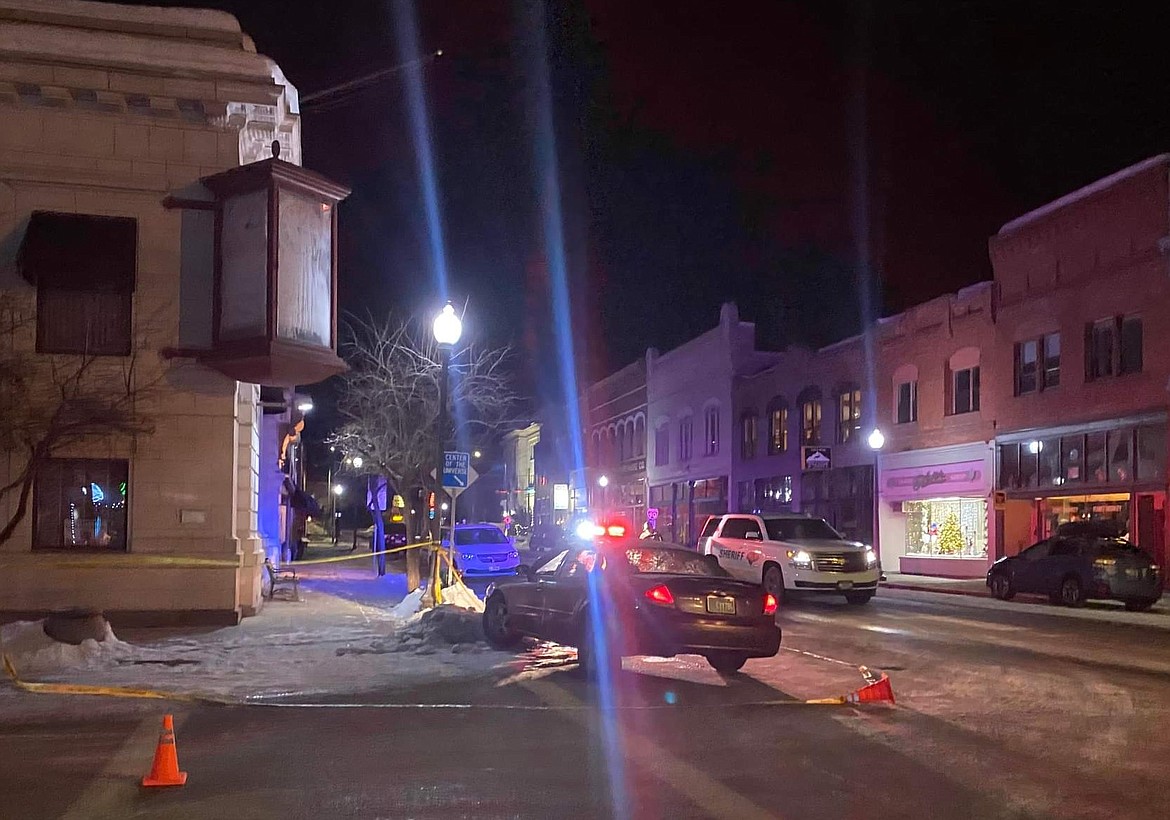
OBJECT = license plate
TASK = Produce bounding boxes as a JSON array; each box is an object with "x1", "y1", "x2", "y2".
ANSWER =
[
  {"x1": 837, "y1": 580, "x2": 854, "y2": 590},
  {"x1": 706, "y1": 596, "x2": 737, "y2": 615}
]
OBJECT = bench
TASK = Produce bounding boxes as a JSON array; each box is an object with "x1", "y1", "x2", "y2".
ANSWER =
[{"x1": 264, "y1": 559, "x2": 300, "y2": 601}]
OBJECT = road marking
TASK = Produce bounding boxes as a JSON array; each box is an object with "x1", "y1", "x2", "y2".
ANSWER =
[
  {"x1": 519, "y1": 676, "x2": 781, "y2": 820},
  {"x1": 60, "y1": 712, "x2": 188, "y2": 820}
]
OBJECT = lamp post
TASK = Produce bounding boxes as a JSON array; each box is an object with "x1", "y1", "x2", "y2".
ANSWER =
[
  {"x1": 431, "y1": 301, "x2": 463, "y2": 601},
  {"x1": 598, "y1": 474, "x2": 609, "y2": 519},
  {"x1": 867, "y1": 428, "x2": 885, "y2": 570}
]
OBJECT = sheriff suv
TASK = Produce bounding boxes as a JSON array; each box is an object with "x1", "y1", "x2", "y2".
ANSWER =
[{"x1": 699, "y1": 513, "x2": 880, "y2": 605}]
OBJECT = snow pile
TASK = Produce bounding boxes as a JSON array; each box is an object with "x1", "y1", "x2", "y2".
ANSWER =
[
  {"x1": 0, "y1": 619, "x2": 129, "y2": 675},
  {"x1": 440, "y1": 581, "x2": 485, "y2": 613},
  {"x1": 388, "y1": 603, "x2": 488, "y2": 656},
  {"x1": 389, "y1": 587, "x2": 426, "y2": 621}
]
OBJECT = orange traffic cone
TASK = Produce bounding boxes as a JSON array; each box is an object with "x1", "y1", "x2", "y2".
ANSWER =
[
  {"x1": 141, "y1": 714, "x2": 188, "y2": 787},
  {"x1": 847, "y1": 673, "x2": 896, "y2": 705}
]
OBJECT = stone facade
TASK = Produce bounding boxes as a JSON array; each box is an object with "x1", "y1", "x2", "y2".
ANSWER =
[{"x1": 0, "y1": 1, "x2": 318, "y2": 622}]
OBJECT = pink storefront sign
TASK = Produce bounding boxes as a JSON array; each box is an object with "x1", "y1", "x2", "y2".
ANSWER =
[{"x1": 880, "y1": 460, "x2": 988, "y2": 502}]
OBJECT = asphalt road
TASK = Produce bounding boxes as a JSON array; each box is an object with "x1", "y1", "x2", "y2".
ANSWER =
[{"x1": 3, "y1": 589, "x2": 1169, "y2": 820}]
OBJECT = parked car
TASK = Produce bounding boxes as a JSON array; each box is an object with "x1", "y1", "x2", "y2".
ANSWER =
[
  {"x1": 527, "y1": 524, "x2": 568, "y2": 554},
  {"x1": 699, "y1": 513, "x2": 880, "y2": 604},
  {"x1": 987, "y1": 525, "x2": 1161, "y2": 610},
  {"x1": 441, "y1": 523, "x2": 521, "y2": 576},
  {"x1": 385, "y1": 521, "x2": 409, "y2": 549},
  {"x1": 481, "y1": 540, "x2": 782, "y2": 677}
]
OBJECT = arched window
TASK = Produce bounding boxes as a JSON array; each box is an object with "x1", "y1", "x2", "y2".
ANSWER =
[
  {"x1": 766, "y1": 396, "x2": 788, "y2": 454},
  {"x1": 797, "y1": 386, "x2": 822, "y2": 446},
  {"x1": 616, "y1": 422, "x2": 626, "y2": 462},
  {"x1": 654, "y1": 420, "x2": 669, "y2": 466},
  {"x1": 634, "y1": 416, "x2": 646, "y2": 457},
  {"x1": 740, "y1": 410, "x2": 758, "y2": 459},
  {"x1": 679, "y1": 413, "x2": 694, "y2": 462},
  {"x1": 625, "y1": 420, "x2": 635, "y2": 462}
]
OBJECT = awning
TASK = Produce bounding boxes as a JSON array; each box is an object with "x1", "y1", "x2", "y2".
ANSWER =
[
  {"x1": 289, "y1": 488, "x2": 323, "y2": 517},
  {"x1": 17, "y1": 211, "x2": 137, "y2": 291}
]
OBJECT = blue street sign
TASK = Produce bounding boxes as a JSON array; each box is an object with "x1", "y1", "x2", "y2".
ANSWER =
[{"x1": 442, "y1": 451, "x2": 471, "y2": 489}]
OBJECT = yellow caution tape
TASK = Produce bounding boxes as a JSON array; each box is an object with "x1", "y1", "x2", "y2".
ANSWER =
[
  {"x1": 2, "y1": 654, "x2": 230, "y2": 704},
  {"x1": 0, "y1": 541, "x2": 437, "y2": 571}
]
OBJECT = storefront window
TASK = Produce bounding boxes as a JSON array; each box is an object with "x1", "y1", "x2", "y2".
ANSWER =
[
  {"x1": 1085, "y1": 432, "x2": 1107, "y2": 484},
  {"x1": 1136, "y1": 424, "x2": 1166, "y2": 482},
  {"x1": 1000, "y1": 443, "x2": 1020, "y2": 490},
  {"x1": 1060, "y1": 435, "x2": 1084, "y2": 484},
  {"x1": 34, "y1": 459, "x2": 129, "y2": 551},
  {"x1": 1109, "y1": 429, "x2": 1133, "y2": 482},
  {"x1": 1037, "y1": 438, "x2": 1059, "y2": 486},
  {"x1": 756, "y1": 475, "x2": 793, "y2": 511},
  {"x1": 903, "y1": 497, "x2": 987, "y2": 558},
  {"x1": 1019, "y1": 443, "x2": 1038, "y2": 488},
  {"x1": 738, "y1": 480, "x2": 755, "y2": 511},
  {"x1": 1039, "y1": 495, "x2": 1131, "y2": 540}
]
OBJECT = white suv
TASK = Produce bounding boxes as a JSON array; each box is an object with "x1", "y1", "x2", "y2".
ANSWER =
[{"x1": 700, "y1": 513, "x2": 879, "y2": 604}]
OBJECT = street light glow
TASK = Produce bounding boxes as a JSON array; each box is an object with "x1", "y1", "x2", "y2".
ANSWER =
[
  {"x1": 473, "y1": 450, "x2": 482, "y2": 459},
  {"x1": 598, "y1": 475, "x2": 609, "y2": 488},
  {"x1": 441, "y1": 502, "x2": 449, "y2": 511},
  {"x1": 351, "y1": 456, "x2": 364, "y2": 469},
  {"x1": 432, "y1": 301, "x2": 463, "y2": 346},
  {"x1": 1028, "y1": 440, "x2": 1043, "y2": 454},
  {"x1": 332, "y1": 484, "x2": 344, "y2": 496},
  {"x1": 867, "y1": 429, "x2": 886, "y2": 451},
  {"x1": 296, "y1": 399, "x2": 314, "y2": 413}
]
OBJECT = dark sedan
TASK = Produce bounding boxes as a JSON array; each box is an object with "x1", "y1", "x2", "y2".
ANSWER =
[
  {"x1": 987, "y1": 528, "x2": 1161, "y2": 610},
  {"x1": 482, "y1": 540, "x2": 782, "y2": 677}
]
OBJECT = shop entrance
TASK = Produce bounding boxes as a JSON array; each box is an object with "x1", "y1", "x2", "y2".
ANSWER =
[{"x1": 1037, "y1": 493, "x2": 1131, "y2": 539}]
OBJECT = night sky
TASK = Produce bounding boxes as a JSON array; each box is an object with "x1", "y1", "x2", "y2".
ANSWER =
[{"x1": 109, "y1": 0, "x2": 1170, "y2": 411}]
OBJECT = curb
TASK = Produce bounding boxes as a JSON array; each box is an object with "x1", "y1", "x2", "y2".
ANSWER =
[{"x1": 880, "y1": 582, "x2": 989, "y2": 599}]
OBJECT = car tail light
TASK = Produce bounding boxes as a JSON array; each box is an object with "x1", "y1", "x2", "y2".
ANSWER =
[
  {"x1": 644, "y1": 584, "x2": 675, "y2": 606},
  {"x1": 763, "y1": 593, "x2": 778, "y2": 615},
  {"x1": 606, "y1": 525, "x2": 626, "y2": 537}
]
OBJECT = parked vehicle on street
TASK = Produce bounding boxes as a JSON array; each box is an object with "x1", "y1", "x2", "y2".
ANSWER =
[
  {"x1": 986, "y1": 523, "x2": 1161, "y2": 610},
  {"x1": 699, "y1": 513, "x2": 880, "y2": 604},
  {"x1": 385, "y1": 521, "x2": 409, "y2": 549},
  {"x1": 441, "y1": 523, "x2": 521, "y2": 576},
  {"x1": 527, "y1": 524, "x2": 569, "y2": 554},
  {"x1": 482, "y1": 540, "x2": 782, "y2": 677}
]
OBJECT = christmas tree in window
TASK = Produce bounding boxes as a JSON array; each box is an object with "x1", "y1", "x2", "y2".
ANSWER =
[{"x1": 938, "y1": 511, "x2": 964, "y2": 555}]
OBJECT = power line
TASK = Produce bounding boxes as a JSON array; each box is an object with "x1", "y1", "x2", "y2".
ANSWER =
[{"x1": 300, "y1": 49, "x2": 443, "y2": 111}]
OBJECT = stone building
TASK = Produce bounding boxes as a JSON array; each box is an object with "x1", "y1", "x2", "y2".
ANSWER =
[{"x1": 0, "y1": 1, "x2": 347, "y2": 623}]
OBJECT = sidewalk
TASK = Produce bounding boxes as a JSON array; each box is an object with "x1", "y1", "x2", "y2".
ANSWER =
[
  {"x1": 1, "y1": 545, "x2": 507, "y2": 711},
  {"x1": 880, "y1": 571, "x2": 1170, "y2": 624}
]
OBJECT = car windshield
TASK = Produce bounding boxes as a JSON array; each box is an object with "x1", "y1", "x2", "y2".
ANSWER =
[
  {"x1": 619, "y1": 546, "x2": 729, "y2": 577},
  {"x1": 763, "y1": 518, "x2": 843, "y2": 541},
  {"x1": 454, "y1": 527, "x2": 508, "y2": 546}
]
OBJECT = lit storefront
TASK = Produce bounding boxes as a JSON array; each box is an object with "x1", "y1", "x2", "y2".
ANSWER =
[
  {"x1": 875, "y1": 442, "x2": 995, "y2": 578},
  {"x1": 996, "y1": 415, "x2": 1166, "y2": 574},
  {"x1": 650, "y1": 477, "x2": 727, "y2": 546}
]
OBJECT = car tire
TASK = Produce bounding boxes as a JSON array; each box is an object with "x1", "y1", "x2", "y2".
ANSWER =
[
  {"x1": 762, "y1": 564, "x2": 785, "y2": 605},
  {"x1": 482, "y1": 593, "x2": 523, "y2": 649},
  {"x1": 989, "y1": 572, "x2": 1015, "y2": 601},
  {"x1": 1056, "y1": 575, "x2": 1086, "y2": 608},
  {"x1": 575, "y1": 614, "x2": 622, "y2": 681},
  {"x1": 706, "y1": 652, "x2": 749, "y2": 675},
  {"x1": 844, "y1": 590, "x2": 874, "y2": 605},
  {"x1": 1124, "y1": 598, "x2": 1158, "y2": 612}
]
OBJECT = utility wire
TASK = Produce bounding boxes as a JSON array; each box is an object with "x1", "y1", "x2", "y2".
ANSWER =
[{"x1": 300, "y1": 49, "x2": 443, "y2": 111}]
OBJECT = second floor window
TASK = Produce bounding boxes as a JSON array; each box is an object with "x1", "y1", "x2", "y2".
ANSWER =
[
  {"x1": 1015, "y1": 332, "x2": 1061, "y2": 395},
  {"x1": 801, "y1": 399, "x2": 822, "y2": 445},
  {"x1": 768, "y1": 402, "x2": 788, "y2": 454},
  {"x1": 896, "y1": 381, "x2": 918, "y2": 424},
  {"x1": 837, "y1": 389, "x2": 861, "y2": 444},
  {"x1": 740, "y1": 412, "x2": 758, "y2": 459},
  {"x1": 655, "y1": 424, "x2": 669, "y2": 466},
  {"x1": 679, "y1": 416, "x2": 694, "y2": 462},
  {"x1": 952, "y1": 366, "x2": 981, "y2": 415},
  {"x1": 1087, "y1": 316, "x2": 1143, "y2": 380},
  {"x1": 705, "y1": 407, "x2": 720, "y2": 456},
  {"x1": 21, "y1": 212, "x2": 137, "y2": 356}
]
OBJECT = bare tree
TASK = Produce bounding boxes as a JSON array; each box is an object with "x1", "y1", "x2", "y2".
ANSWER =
[
  {"x1": 0, "y1": 293, "x2": 158, "y2": 546},
  {"x1": 329, "y1": 313, "x2": 521, "y2": 582}
]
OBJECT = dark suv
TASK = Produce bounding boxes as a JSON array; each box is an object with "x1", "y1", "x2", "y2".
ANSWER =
[{"x1": 987, "y1": 522, "x2": 1162, "y2": 610}]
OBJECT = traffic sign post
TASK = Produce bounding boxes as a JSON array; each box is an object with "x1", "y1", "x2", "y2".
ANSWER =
[{"x1": 435, "y1": 452, "x2": 478, "y2": 587}]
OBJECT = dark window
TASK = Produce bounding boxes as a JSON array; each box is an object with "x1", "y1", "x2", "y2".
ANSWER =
[
  {"x1": 1020, "y1": 540, "x2": 1052, "y2": 561},
  {"x1": 837, "y1": 388, "x2": 861, "y2": 444},
  {"x1": 896, "y1": 381, "x2": 917, "y2": 424},
  {"x1": 654, "y1": 424, "x2": 669, "y2": 466},
  {"x1": 34, "y1": 458, "x2": 129, "y2": 551},
  {"x1": 679, "y1": 417, "x2": 693, "y2": 461},
  {"x1": 763, "y1": 517, "x2": 843, "y2": 541},
  {"x1": 740, "y1": 412, "x2": 758, "y2": 459},
  {"x1": 1043, "y1": 333, "x2": 1061, "y2": 387},
  {"x1": 705, "y1": 407, "x2": 720, "y2": 456},
  {"x1": 1086, "y1": 319, "x2": 1116, "y2": 380},
  {"x1": 1037, "y1": 438, "x2": 1059, "y2": 486},
  {"x1": 19, "y1": 212, "x2": 137, "y2": 356},
  {"x1": 1061, "y1": 434, "x2": 1084, "y2": 484},
  {"x1": 1120, "y1": 317, "x2": 1143, "y2": 375},
  {"x1": 1015, "y1": 339, "x2": 1038, "y2": 394},
  {"x1": 1085, "y1": 432, "x2": 1108, "y2": 484},
  {"x1": 1136, "y1": 423, "x2": 1166, "y2": 482},
  {"x1": 1048, "y1": 538, "x2": 1079, "y2": 557},
  {"x1": 699, "y1": 516, "x2": 720, "y2": 539},
  {"x1": 953, "y1": 366, "x2": 980, "y2": 414},
  {"x1": 767, "y1": 401, "x2": 788, "y2": 454},
  {"x1": 999, "y1": 443, "x2": 1020, "y2": 490},
  {"x1": 719, "y1": 517, "x2": 753, "y2": 539},
  {"x1": 756, "y1": 475, "x2": 793, "y2": 510}
]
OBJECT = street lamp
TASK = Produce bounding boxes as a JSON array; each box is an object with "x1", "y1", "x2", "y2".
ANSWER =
[
  {"x1": 473, "y1": 450, "x2": 482, "y2": 459},
  {"x1": 351, "y1": 455, "x2": 364, "y2": 469},
  {"x1": 598, "y1": 475, "x2": 609, "y2": 488},
  {"x1": 868, "y1": 429, "x2": 885, "y2": 571},
  {"x1": 432, "y1": 301, "x2": 463, "y2": 600},
  {"x1": 331, "y1": 484, "x2": 345, "y2": 543}
]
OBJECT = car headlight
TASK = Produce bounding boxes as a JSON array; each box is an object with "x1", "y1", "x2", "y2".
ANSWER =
[
  {"x1": 787, "y1": 550, "x2": 813, "y2": 569},
  {"x1": 865, "y1": 549, "x2": 878, "y2": 567},
  {"x1": 508, "y1": 549, "x2": 519, "y2": 558},
  {"x1": 461, "y1": 552, "x2": 476, "y2": 561}
]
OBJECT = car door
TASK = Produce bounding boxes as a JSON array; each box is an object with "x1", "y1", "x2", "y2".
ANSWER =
[
  {"x1": 712, "y1": 517, "x2": 757, "y2": 583},
  {"x1": 539, "y1": 549, "x2": 595, "y2": 644},
  {"x1": 509, "y1": 549, "x2": 567, "y2": 635},
  {"x1": 1043, "y1": 537, "x2": 1086, "y2": 592},
  {"x1": 1012, "y1": 540, "x2": 1053, "y2": 593}
]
